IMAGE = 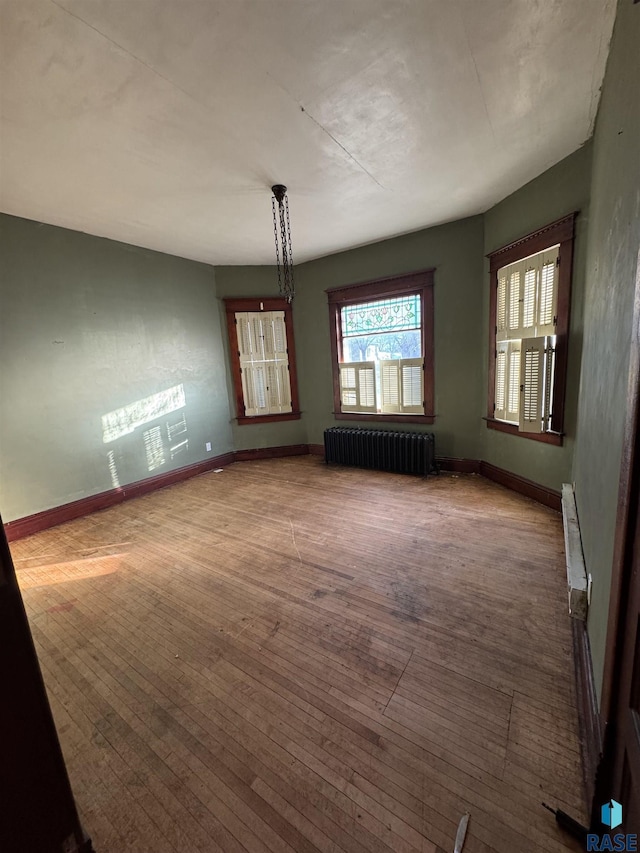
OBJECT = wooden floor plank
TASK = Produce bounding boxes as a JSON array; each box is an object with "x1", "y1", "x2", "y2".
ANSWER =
[{"x1": 11, "y1": 459, "x2": 586, "y2": 853}]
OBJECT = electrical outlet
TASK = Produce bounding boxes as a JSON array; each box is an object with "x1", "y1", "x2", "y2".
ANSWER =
[{"x1": 205, "y1": 442, "x2": 212, "y2": 452}]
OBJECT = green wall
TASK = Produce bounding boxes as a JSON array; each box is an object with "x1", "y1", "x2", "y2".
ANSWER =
[
  {"x1": 572, "y1": 0, "x2": 640, "y2": 703},
  {"x1": 0, "y1": 214, "x2": 233, "y2": 522},
  {"x1": 294, "y1": 216, "x2": 485, "y2": 457},
  {"x1": 481, "y1": 143, "x2": 593, "y2": 490}
]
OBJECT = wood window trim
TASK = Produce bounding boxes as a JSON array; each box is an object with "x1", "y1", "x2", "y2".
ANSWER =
[
  {"x1": 333, "y1": 412, "x2": 436, "y2": 425},
  {"x1": 327, "y1": 269, "x2": 435, "y2": 423},
  {"x1": 487, "y1": 213, "x2": 577, "y2": 443},
  {"x1": 484, "y1": 418, "x2": 563, "y2": 445},
  {"x1": 224, "y1": 296, "x2": 301, "y2": 425}
]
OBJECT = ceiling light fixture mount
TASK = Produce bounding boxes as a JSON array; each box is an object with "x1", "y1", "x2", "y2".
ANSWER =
[{"x1": 271, "y1": 184, "x2": 295, "y2": 303}]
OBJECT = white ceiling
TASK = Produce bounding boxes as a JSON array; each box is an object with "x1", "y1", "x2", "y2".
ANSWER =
[{"x1": 0, "y1": 0, "x2": 616, "y2": 265}]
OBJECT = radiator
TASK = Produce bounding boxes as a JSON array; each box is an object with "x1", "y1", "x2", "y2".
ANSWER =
[{"x1": 324, "y1": 427, "x2": 438, "y2": 476}]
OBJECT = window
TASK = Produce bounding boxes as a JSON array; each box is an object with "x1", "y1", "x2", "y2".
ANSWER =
[
  {"x1": 327, "y1": 269, "x2": 435, "y2": 424},
  {"x1": 224, "y1": 297, "x2": 300, "y2": 424},
  {"x1": 487, "y1": 214, "x2": 576, "y2": 444}
]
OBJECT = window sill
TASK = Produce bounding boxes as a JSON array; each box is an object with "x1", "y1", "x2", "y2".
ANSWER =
[
  {"x1": 237, "y1": 412, "x2": 302, "y2": 425},
  {"x1": 334, "y1": 412, "x2": 435, "y2": 425},
  {"x1": 485, "y1": 418, "x2": 563, "y2": 446}
]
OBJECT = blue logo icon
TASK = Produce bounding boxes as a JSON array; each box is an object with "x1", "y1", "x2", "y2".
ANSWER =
[
  {"x1": 587, "y1": 800, "x2": 636, "y2": 851},
  {"x1": 601, "y1": 800, "x2": 623, "y2": 830}
]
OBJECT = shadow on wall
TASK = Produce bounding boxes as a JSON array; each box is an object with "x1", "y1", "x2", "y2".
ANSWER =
[{"x1": 102, "y1": 384, "x2": 190, "y2": 487}]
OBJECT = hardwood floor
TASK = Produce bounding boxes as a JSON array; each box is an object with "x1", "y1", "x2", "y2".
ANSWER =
[{"x1": 10, "y1": 456, "x2": 587, "y2": 853}]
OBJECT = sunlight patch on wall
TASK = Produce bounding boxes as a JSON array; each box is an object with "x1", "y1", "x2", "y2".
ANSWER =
[
  {"x1": 167, "y1": 413, "x2": 189, "y2": 461},
  {"x1": 107, "y1": 450, "x2": 121, "y2": 488},
  {"x1": 170, "y1": 438, "x2": 189, "y2": 460},
  {"x1": 167, "y1": 413, "x2": 187, "y2": 443},
  {"x1": 143, "y1": 425, "x2": 166, "y2": 471},
  {"x1": 102, "y1": 384, "x2": 186, "y2": 444}
]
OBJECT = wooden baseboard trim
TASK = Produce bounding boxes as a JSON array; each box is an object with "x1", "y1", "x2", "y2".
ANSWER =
[
  {"x1": 437, "y1": 457, "x2": 481, "y2": 474},
  {"x1": 4, "y1": 452, "x2": 235, "y2": 542},
  {"x1": 5, "y1": 445, "x2": 310, "y2": 541},
  {"x1": 572, "y1": 619, "x2": 602, "y2": 806},
  {"x1": 4, "y1": 447, "x2": 563, "y2": 542},
  {"x1": 435, "y1": 457, "x2": 560, "y2": 508},
  {"x1": 234, "y1": 444, "x2": 310, "y2": 462},
  {"x1": 479, "y1": 461, "x2": 562, "y2": 511}
]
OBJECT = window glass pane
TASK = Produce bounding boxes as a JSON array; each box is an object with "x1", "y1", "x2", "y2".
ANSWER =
[
  {"x1": 343, "y1": 329, "x2": 421, "y2": 363},
  {"x1": 341, "y1": 295, "x2": 420, "y2": 337}
]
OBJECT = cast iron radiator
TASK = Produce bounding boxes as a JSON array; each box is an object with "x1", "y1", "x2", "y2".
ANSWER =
[{"x1": 324, "y1": 427, "x2": 438, "y2": 476}]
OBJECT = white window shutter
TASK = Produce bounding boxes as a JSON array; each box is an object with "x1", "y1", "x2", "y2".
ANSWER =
[
  {"x1": 236, "y1": 312, "x2": 255, "y2": 364},
  {"x1": 496, "y1": 274, "x2": 508, "y2": 342},
  {"x1": 262, "y1": 314, "x2": 275, "y2": 358},
  {"x1": 507, "y1": 263, "x2": 523, "y2": 338},
  {"x1": 506, "y1": 341, "x2": 521, "y2": 423},
  {"x1": 495, "y1": 342, "x2": 508, "y2": 421},
  {"x1": 251, "y1": 314, "x2": 265, "y2": 360},
  {"x1": 262, "y1": 310, "x2": 287, "y2": 360},
  {"x1": 254, "y1": 365, "x2": 268, "y2": 413},
  {"x1": 380, "y1": 360, "x2": 401, "y2": 413},
  {"x1": 242, "y1": 365, "x2": 268, "y2": 416},
  {"x1": 340, "y1": 362, "x2": 377, "y2": 413},
  {"x1": 340, "y1": 365, "x2": 357, "y2": 409},
  {"x1": 537, "y1": 246, "x2": 559, "y2": 335},
  {"x1": 264, "y1": 362, "x2": 292, "y2": 413},
  {"x1": 271, "y1": 312, "x2": 288, "y2": 360},
  {"x1": 358, "y1": 364, "x2": 376, "y2": 411},
  {"x1": 522, "y1": 264, "x2": 537, "y2": 333},
  {"x1": 519, "y1": 336, "x2": 545, "y2": 433},
  {"x1": 237, "y1": 311, "x2": 266, "y2": 364},
  {"x1": 235, "y1": 309, "x2": 292, "y2": 417},
  {"x1": 237, "y1": 312, "x2": 258, "y2": 417},
  {"x1": 266, "y1": 363, "x2": 280, "y2": 410},
  {"x1": 400, "y1": 358, "x2": 424, "y2": 413},
  {"x1": 278, "y1": 362, "x2": 292, "y2": 411}
]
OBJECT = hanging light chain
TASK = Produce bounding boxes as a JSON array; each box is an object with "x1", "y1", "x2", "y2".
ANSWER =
[
  {"x1": 271, "y1": 185, "x2": 295, "y2": 302},
  {"x1": 272, "y1": 195, "x2": 283, "y2": 295},
  {"x1": 285, "y1": 194, "x2": 294, "y2": 298},
  {"x1": 279, "y1": 196, "x2": 291, "y2": 301}
]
